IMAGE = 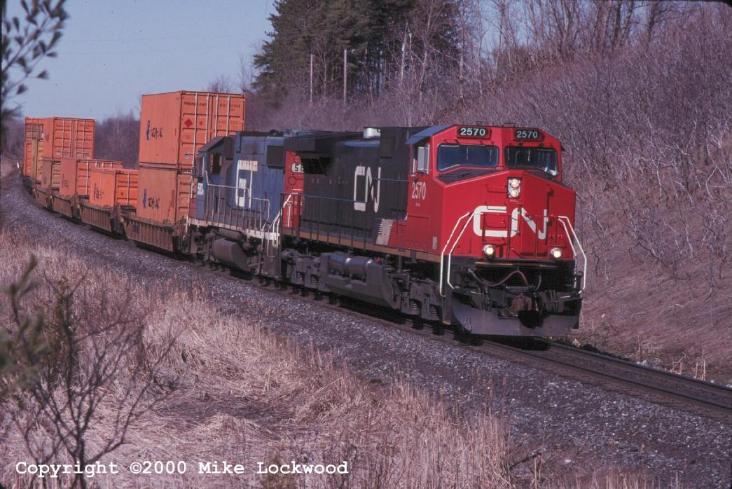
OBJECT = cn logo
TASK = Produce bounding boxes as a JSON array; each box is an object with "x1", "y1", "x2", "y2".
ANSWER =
[
  {"x1": 473, "y1": 205, "x2": 548, "y2": 239},
  {"x1": 353, "y1": 165, "x2": 381, "y2": 213}
]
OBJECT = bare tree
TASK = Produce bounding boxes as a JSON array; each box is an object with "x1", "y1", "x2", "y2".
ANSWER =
[
  {"x1": 3, "y1": 260, "x2": 176, "y2": 489},
  {"x1": 238, "y1": 53, "x2": 255, "y2": 94},
  {"x1": 1, "y1": 0, "x2": 68, "y2": 132},
  {"x1": 206, "y1": 74, "x2": 236, "y2": 93},
  {"x1": 95, "y1": 112, "x2": 140, "y2": 167}
]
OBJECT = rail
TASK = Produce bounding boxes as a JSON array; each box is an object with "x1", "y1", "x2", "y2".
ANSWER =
[{"x1": 257, "y1": 269, "x2": 731, "y2": 420}]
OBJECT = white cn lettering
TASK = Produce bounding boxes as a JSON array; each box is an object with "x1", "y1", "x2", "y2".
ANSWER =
[
  {"x1": 473, "y1": 205, "x2": 508, "y2": 237},
  {"x1": 510, "y1": 208, "x2": 548, "y2": 239},
  {"x1": 353, "y1": 165, "x2": 381, "y2": 213},
  {"x1": 474, "y1": 206, "x2": 548, "y2": 239}
]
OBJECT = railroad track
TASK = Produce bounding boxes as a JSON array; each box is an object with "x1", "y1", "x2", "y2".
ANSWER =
[
  {"x1": 241, "y1": 278, "x2": 732, "y2": 421},
  {"x1": 478, "y1": 339, "x2": 732, "y2": 419},
  {"x1": 257, "y1": 284, "x2": 732, "y2": 421}
]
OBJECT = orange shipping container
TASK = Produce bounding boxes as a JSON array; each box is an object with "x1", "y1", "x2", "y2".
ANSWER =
[
  {"x1": 39, "y1": 158, "x2": 62, "y2": 190},
  {"x1": 88, "y1": 168, "x2": 138, "y2": 208},
  {"x1": 138, "y1": 91, "x2": 245, "y2": 168},
  {"x1": 59, "y1": 158, "x2": 79, "y2": 197},
  {"x1": 75, "y1": 159, "x2": 123, "y2": 197},
  {"x1": 23, "y1": 117, "x2": 95, "y2": 181},
  {"x1": 135, "y1": 165, "x2": 194, "y2": 224}
]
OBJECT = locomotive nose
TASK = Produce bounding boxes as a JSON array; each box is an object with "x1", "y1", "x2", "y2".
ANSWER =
[
  {"x1": 503, "y1": 172, "x2": 576, "y2": 260},
  {"x1": 470, "y1": 172, "x2": 573, "y2": 261}
]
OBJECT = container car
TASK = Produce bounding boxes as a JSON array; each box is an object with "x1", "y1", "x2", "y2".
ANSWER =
[
  {"x1": 123, "y1": 165, "x2": 196, "y2": 251},
  {"x1": 79, "y1": 167, "x2": 138, "y2": 234},
  {"x1": 125, "y1": 90, "x2": 247, "y2": 251},
  {"x1": 50, "y1": 158, "x2": 122, "y2": 219}
]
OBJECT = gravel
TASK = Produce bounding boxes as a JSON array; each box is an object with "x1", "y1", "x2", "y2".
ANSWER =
[{"x1": 2, "y1": 173, "x2": 730, "y2": 488}]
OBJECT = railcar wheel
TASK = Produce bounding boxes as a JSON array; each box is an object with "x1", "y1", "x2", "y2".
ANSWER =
[{"x1": 405, "y1": 317, "x2": 424, "y2": 330}]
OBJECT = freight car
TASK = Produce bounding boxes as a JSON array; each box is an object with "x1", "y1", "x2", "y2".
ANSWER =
[
  {"x1": 124, "y1": 91, "x2": 247, "y2": 252},
  {"x1": 189, "y1": 125, "x2": 586, "y2": 336}
]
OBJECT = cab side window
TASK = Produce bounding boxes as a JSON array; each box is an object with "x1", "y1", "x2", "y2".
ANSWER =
[
  {"x1": 208, "y1": 153, "x2": 222, "y2": 175},
  {"x1": 413, "y1": 143, "x2": 430, "y2": 174}
]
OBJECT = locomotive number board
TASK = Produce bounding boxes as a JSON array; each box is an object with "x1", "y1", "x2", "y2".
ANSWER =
[
  {"x1": 458, "y1": 126, "x2": 489, "y2": 138},
  {"x1": 514, "y1": 128, "x2": 543, "y2": 141}
]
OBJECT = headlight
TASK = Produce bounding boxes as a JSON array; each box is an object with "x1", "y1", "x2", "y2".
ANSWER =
[
  {"x1": 507, "y1": 178, "x2": 521, "y2": 198},
  {"x1": 483, "y1": 244, "x2": 496, "y2": 258},
  {"x1": 550, "y1": 247, "x2": 562, "y2": 259}
]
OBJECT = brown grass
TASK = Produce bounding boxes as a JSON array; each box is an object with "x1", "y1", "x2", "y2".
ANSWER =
[{"x1": 0, "y1": 229, "x2": 676, "y2": 488}]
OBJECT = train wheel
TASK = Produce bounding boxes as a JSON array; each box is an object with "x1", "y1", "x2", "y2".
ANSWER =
[
  {"x1": 454, "y1": 325, "x2": 480, "y2": 345},
  {"x1": 405, "y1": 317, "x2": 424, "y2": 330}
]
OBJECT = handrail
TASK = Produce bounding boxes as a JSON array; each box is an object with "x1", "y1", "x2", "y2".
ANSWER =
[
  {"x1": 439, "y1": 211, "x2": 471, "y2": 296},
  {"x1": 445, "y1": 208, "x2": 485, "y2": 293},
  {"x1": 270, "y1": 193, "x2": 294, "y2": 246},
  {"x1": 203, "y1": 171, "x2": 271, "y2": 222},
  {"x1": 558, "y1": 216, "x2": 587, "y2": 293}
]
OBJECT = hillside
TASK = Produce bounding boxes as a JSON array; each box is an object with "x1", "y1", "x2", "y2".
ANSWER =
[{"x1": 250, "y1": 2, "x2": 732, "y2": 381}]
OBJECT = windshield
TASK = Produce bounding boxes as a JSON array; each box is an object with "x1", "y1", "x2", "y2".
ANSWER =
[
  {"x1": 505, "y1": 147, "x2": 557, "y2": 176},
  {"x1": 437, "y1": 144, "x2": 498, "y2": 171}
]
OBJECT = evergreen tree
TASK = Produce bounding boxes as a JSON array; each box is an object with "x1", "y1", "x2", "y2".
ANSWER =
[{"x1": 253, "y1": 0, "x2": 460, "y2": 105}]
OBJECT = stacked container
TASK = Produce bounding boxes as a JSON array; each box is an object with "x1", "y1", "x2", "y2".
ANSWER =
[
  {"x1": 138, "y1": 91, "x2": 246, "y2": 168},
  {"x1": 53, "y1": 159, "x2": 121, "y2": 218},
  {"x1": 88, "y1": 167, "x2": 138, "y2": 208},
  {"x1": 134, "y1": 167, "x2": 193, "y2": 224},
  {"x1": 23, "y1": 117, "x2": 95, "y2": 182},
  {"x1": 79, "y1": 166, "x2": 137, "y2": 234},
  {"x1": 128, "y1": 91, "x2": 246, "y2": 251},
  {"x1": 73, "y1": 159, "x2": 123, "y2": 197},
  {"x1": 39, "y1": 158, "x2": 63, "y2": 190}
]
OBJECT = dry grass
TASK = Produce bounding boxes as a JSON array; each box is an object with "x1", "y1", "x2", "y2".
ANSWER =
[
  {"x1": 0, "y1": 230, "x2": 512, "y2": 488},
  {"x1": 0, "y1": 229, "x2": 679, "y2": 488}
]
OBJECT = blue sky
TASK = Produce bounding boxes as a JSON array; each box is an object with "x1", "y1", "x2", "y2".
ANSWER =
[{"x1": 6, "y1": 0, "x2": 275, "y2": 119}]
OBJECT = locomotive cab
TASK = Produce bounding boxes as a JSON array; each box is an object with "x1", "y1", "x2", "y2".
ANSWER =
[{"x1": 404, "y1": 125, "x2": 584, "y2": 335}]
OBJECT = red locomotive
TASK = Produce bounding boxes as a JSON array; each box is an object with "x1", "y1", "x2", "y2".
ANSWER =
[
  {"x1": 22, "y1": 95, "x2": 584, "y2": 337},
  {"x1": 270, "y1": 125, "x2": 585, "y2": 336}
]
